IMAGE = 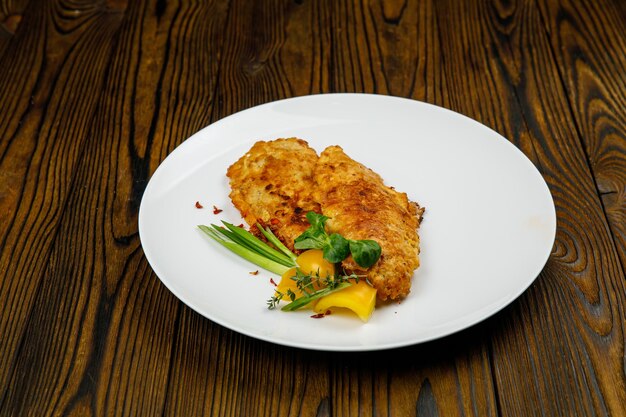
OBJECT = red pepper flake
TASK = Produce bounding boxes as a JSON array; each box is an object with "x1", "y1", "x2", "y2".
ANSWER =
[
  {"x1": 269, "y1": 278, "x2": 277, "y2": 286},
  {"x1": 249, "y1": 270, "x2": 259, "y2": 276},
  {"x1": 213, "y1": 205, "x2": 223, "y2": 214},
  {"x1": 195, "y1": 201, "x2": 204, "y2": 209},
  {"x1": 311, "y1": 310, "x2": 331, "y2": 319},
  {"x1": 270, "y1": 218, "x2": 280, "y2": 225},
  {"x1": 237, "y1": 223, "x2": 245, "y2": 228}
]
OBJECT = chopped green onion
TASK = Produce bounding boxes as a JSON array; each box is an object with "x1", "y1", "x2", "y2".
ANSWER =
[
  {"x1": 256, "y1": 223, "x2": 298, "y2": 262},
  {"x1": 218, "y1": 221, "x2": 294, "y2": 267},
  {"x1": 198, "y1": 224, "x2": 296, "y2": 275}
]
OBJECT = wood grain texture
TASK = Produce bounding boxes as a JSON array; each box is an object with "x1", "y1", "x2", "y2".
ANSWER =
[
  {"x1": 163, "y1": 1, "x2": 334, "y2": 416},
  {"x1": 213, "y1": 0, "x2": 332, "y2": 119},
  {"x1": 331, "y1": 0, "x2": 444, "y2": 101},
  {"x1": 537, "y1": 0, "x2": 626, "y2": 269},
  {"x1": 328, "y1": 326, "x2": 498, "y2": 417},
  {"x1": 166, "y1": 317, "x2": 331, "y2": 417},
  {"x1": 0, "y1": 0, "x2": 228, "y2": 415},
  {"x1": 0, "y1": 0, "x2": 28, "y2": 56},
  {"x1": 433, "y1": 0, "x2": 626, "y2": 414},
  {"x1": 0, "y1": 0, "x2": 124, "y2": 401},
  {"x1": 0, "y1": 0, "x2": 624, "y2": 415}
]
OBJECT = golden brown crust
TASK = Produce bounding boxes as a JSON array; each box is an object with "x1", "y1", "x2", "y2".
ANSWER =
[
  {"x1": 314, "y1": 146, "x2": 423, "y2": 300},
  {"x1": 227, "y1": 140, "x2": 423, "y2": 301},
  {"x1": 226, "y1": 138, "x2": 321, "y2": 251}
]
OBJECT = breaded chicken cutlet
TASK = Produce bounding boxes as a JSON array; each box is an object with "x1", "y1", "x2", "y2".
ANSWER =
[
  {"x1": 226, "y1": 138, "x2": 320, "y2": 251},
  {"x1": 227, "y1": 139, "x2": 424, "y2": 301},
  {"x1": 314, "y1": 146, "x2": 424, "y2": 300}
]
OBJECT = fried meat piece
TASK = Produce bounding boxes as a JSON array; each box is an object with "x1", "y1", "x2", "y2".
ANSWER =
[
  {"x1": 314, "y1": 146, "x2": 424, "y2": 301},
  {"x1": 226, "y1": 138, "x2": 321, "y2": 251}
]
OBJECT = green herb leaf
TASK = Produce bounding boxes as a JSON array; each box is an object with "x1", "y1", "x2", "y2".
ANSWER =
[
  {"x1": 294, "y1": 211, "x2": 383, "y2": 268},
  {"x1": 267, "y1": 292, "x2": 284, "y2": 309},
  {"x1": 323, "y1": 233, "x2": 350, "y2": 263},
  {"x1": 348, "y1": 239, "x2": 382, "y2": 268},
  {"x1": 306, "y1": 211, "x2": 329, "y2": 230},
  {"x1": 293, "y1": 212, "x2": 330, "y2": 250}
]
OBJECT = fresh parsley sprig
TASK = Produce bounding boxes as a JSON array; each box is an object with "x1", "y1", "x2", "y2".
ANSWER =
[{"x1": 294, "y1": 212, "x2": 382, "y2": 268}]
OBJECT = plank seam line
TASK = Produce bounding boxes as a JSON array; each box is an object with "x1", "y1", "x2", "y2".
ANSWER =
[
  {"x1": 160, "y1": 301, "x2": 182, "y2": 417},
  {"x1": 207, "y1": 0, "x2": 234, "y2": 124},
  {"x1": 0, "y1": 9, "x2": 128, "y2": 414},
  {"x1": 485, "y1": 338, "x2": 503, "y2": 417}
]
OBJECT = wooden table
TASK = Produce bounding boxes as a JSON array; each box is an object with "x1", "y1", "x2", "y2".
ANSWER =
[{"x1": 1, "y1": 0, "x2": 625, "y2": 415}]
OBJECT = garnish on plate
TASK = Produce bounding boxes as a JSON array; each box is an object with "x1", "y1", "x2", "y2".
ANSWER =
[
  {"x1": 204, "y1": 137, "x2": 424, "y2": 319},
  {"x1": 199, "y1": 213, "x2": 380, "y2": 321},
  {"x1": 198, "y1": 221, "x2": 296, "y2": 275},
  {"x1": 294, "y1": 212, "x2": 381, "y2": 268}
]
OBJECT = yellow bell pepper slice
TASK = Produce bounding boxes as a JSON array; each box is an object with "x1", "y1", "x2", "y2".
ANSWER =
[
  {"x1": 313, "y1": 281, "x2": 377, "y2": 322},
  {"x1": 275, "y1": 267, "x2": 321, "y2": 308},
  {"x1": 275, "y1": 249, "x2": 335, "y2": 303},
  {"x1": 275, "y1": 267, "x2": 299, "y2": 297}
]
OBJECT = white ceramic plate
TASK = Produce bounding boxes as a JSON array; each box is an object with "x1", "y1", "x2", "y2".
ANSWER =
[{"x1": 139, "y1": 94, "x2": 556, "y2": 351}]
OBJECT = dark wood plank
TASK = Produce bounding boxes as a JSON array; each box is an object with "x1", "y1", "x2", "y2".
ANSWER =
[
  {"x1": 0, "y1": 0, "x2": 125, "y2": 401},
  {"x1": 433, "y1": 0, "x2": 626, "y2": 414},
  {"x1": 162, "y1": 1, "x2": 335, "y2": 416},
  {"x1": 329, "y1": 2, "x2": 501, "y2": 416},
  {"x1": 537, "y1": 0, "x2": 626, "y2": 271},
  {"x1": 329, "y1": 325, "x2": 498, "y2": 417},
  {"x1": 1, "y1": 0, "x2": 622, "y2": 415},
  {"x1": 0, "y1": 0, "x2": 229, "y2": 415},
  {"x1": 331, "y1": 0, "x2": 445, "y2": 102},
  {"x1": 213, "y1": 0, "x2": 332, "y2": 118},
  {"x1": 166, "y1": 313, "x2": 331, "y2": 417}
]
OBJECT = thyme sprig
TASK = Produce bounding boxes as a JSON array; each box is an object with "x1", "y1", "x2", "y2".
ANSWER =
[{"x1": 267, "y1": 269, "x2": 361, "y2": 311}]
